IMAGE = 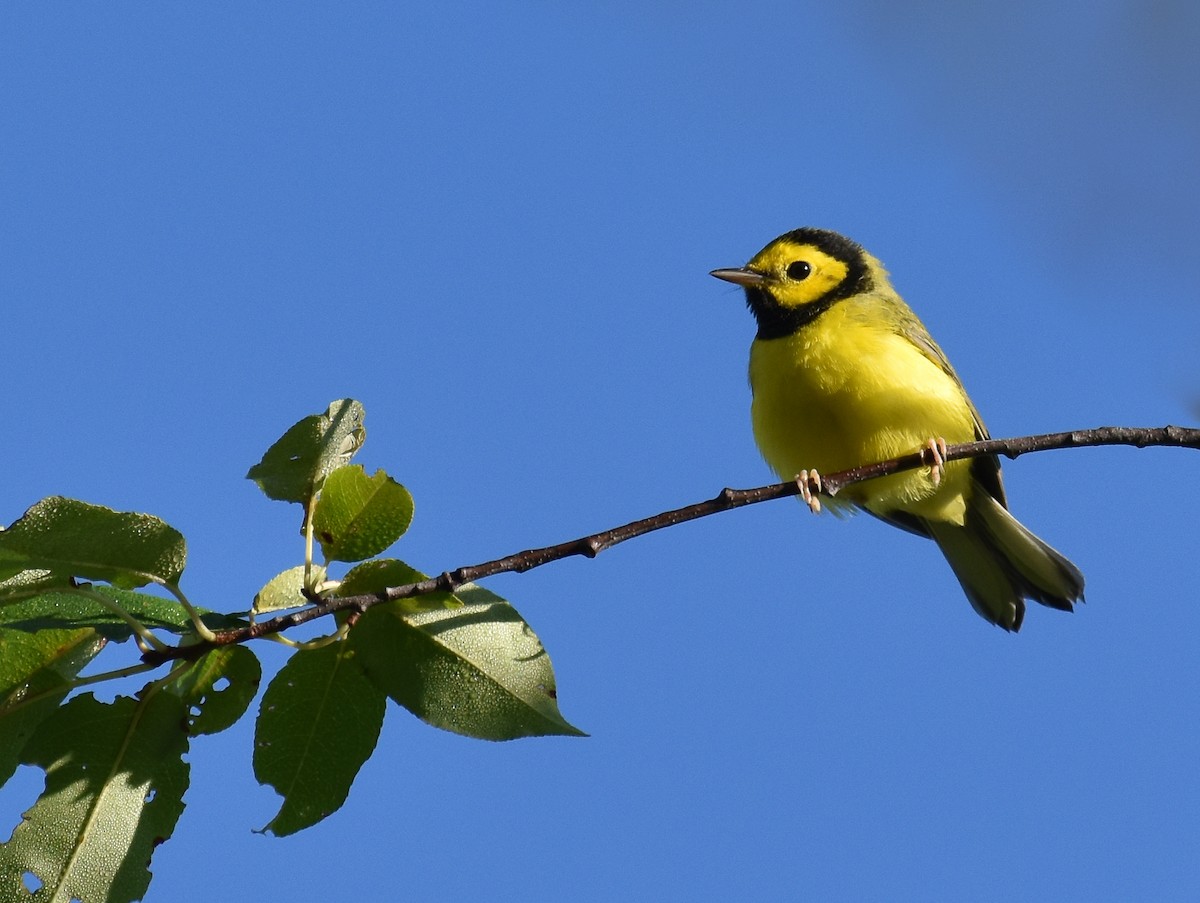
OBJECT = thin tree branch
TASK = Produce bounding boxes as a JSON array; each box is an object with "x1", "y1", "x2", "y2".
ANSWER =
[{"x1": 142, "y1": 424, "x2": 1199, "y2": 665}]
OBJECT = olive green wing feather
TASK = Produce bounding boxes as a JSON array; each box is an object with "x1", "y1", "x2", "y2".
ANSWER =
[{"x1": 890, "y1": 305, "x2": 1008, "y2": 508}]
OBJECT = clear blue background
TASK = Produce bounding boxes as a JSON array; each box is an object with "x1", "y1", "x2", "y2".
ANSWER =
[{"x1": 3, "y1": 3, "x2": 1198, "y2": 900}]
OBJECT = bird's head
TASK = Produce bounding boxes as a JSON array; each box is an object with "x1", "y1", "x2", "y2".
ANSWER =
[{"x1": 711, "y1": 227, "x2": 878, "y2": 339}]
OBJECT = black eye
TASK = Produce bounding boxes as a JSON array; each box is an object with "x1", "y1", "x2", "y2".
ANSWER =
[{"x1": 786, "y1": 261, "x2": 811, "y2": 281}]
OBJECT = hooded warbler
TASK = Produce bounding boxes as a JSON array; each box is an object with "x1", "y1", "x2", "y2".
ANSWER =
[{"x1": 711, "y1": 227, "x2": 1084, "y2": 630}]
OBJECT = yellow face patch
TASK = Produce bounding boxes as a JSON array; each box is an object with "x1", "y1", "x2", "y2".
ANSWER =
[{"x1": 746, "y1": 241, "x2": 851, "y2": 309}]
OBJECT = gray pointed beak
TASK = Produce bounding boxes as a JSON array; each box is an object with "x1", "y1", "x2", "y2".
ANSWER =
[{"x1": 710, "y1": 267, "x2": 766, "y2": 287}]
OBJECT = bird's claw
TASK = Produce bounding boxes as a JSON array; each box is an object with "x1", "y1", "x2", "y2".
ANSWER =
[
  {"x1": 796, "y1": 469, "x2": 823, "y2": 514},
  {"x1": 923, "y1": 437, "x2": 949, "y2": 487}
]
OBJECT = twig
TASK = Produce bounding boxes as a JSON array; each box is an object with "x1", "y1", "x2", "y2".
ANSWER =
[{"x1": 142, "y1": 425, "x2": 1200, "y2": 665}]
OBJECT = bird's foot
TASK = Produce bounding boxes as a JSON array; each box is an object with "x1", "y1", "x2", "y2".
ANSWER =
[
  {"x1": 922, "y1": 437, "x2": 949, "y2": 487},
  {"x1": 796, "y1": 469, "x2": 823, "y2": 514}
]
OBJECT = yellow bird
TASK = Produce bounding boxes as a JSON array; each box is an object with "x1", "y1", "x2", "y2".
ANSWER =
[{"x1": 711, "y1": 227, "x2": 1083, "y2": 630}]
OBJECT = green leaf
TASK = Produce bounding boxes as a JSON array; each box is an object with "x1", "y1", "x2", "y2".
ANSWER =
[
  {"x1": 0, "y1": 627, "x2": 106, "y2": 786},
  {"x1": 0, "y1": 568, "x2": 76, "y2": 602},
  {"x1": 350, "y1": 584, "x2": 585, "y2": 741},
  {"x1": 0, "y1": 586, "x2": 244, "y2": 640},
  {"x1": 0, "y1": 689, "x2": 190, "y2": 903},
  {"x1": 253, "y1": 565, "x2": 323, "y2": 614},
  {"x1": 312, "y1": 466, "x2": 414, "y2": 562},
  {"x1": 169, "y1": 645, "x2": 262, "y2": 736},
  {"x1": 0, "y1": 497, "x2": 187, "y2": 589},
  {"x1": 246, "y1": 399, "x2": 366, "y2": 504},
  {"x1": 337, "y1": 559, "x2": 461, "y2": 614},
  {"x1": 254, "y1": 639, "x2": 386, "y2": 836}
]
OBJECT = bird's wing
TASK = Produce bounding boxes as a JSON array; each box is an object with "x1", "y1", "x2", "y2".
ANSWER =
[{"x1": 893, "y1": 308, "x2": 1009, "y2": 509}]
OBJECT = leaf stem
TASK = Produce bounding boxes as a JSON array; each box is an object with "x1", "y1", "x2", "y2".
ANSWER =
[
  {"x1": 70, "y1": 660, "x2": 160, "y2": 689},
  {"x1": 161, "y1": 582, "x2": 218, "y2": 643},
  {"x1": 70, "y1": 586, "x2": 169, "y2": 653},
  {"x1": 303, "y1": 494, "x2": 318, "y2": 591}
]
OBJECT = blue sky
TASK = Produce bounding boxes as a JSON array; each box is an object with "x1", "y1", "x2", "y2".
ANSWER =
[{"x1": 3, "y1": 3, "x2": 1199, "y2": 900}]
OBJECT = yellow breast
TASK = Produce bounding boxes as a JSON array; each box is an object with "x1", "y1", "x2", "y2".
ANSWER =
[{"x1": 748, "y1": 301, "x2": 977, "y2": 522}]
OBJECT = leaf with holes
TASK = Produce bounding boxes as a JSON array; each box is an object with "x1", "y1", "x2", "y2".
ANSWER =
[
  {"x1": 0, "y1": 690, "x2": 190, "y2": 903},
  {"x1": 169, "y1": 645, "x2": 262, "y2": 736}
]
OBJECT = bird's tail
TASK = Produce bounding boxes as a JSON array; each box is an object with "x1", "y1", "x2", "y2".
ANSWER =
[{"x1": 927, "y1": 491, "x2": 1085, "y2": 631}]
